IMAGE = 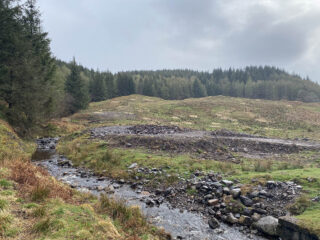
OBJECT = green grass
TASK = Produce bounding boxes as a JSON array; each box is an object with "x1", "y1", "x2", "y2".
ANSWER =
[{"x1": 65, "y1": 95, "x2": 320, "y2": 140}]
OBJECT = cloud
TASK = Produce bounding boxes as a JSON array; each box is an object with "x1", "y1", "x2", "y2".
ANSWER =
[{"x1": 38, "y1": 0, "x2": 320, "y2": 81}]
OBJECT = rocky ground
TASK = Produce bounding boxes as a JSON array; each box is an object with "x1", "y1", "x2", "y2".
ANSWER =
[{"x1": 91, "y1": 125, "x2": 320, "y2": 160}]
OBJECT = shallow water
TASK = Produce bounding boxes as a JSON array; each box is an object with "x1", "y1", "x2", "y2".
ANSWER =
[{"x1": 33, "y1": 147, "x2": 266, "y2": 240}]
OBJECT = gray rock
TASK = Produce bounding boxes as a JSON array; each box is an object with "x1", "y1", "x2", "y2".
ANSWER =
[
  {"x1": 266, "y1": 181, "x2": 276, "y2": 189},
  {"x1": 128, "y1": 163, "x2": 138, "y2": 169},
  {"x1": 222, "y1": 180, "x2": 233, "y2": 186},
  {"x1": 231, "y1": 188, "x2": 241, "y2": 199},
  {"x1": 223, "y1": 187, "x2": 230, "y2": 195},
  {"x1": 208, "y1": 217, "x2": 220, "y2": 229},
  {"x1": 254, "y1": 216, "x2": 279, "y2": 236},
  {"x1": 240, "y1": 196, "x2": 253, "y2": 207},
  {"x1": 104, "y1": 185, "x2": 115, "y2": 193}
]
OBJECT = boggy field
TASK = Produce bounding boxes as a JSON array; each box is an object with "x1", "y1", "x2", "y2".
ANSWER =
[{"x1": 53, "y1": 95, "x2": 320, "y2": 238}]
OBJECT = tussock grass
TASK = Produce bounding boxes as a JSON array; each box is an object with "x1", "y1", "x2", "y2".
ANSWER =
[{"x1": 288, "y1": 195, "x2": 312, "y2": 215}]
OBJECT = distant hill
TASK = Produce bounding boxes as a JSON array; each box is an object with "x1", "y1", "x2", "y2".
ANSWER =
[
  {"x1": 55, "y1": 61, "x2": 320, "y2": 103},
  {"x1": 125, "y1": 67, "x2": 320, "y2": 102}
]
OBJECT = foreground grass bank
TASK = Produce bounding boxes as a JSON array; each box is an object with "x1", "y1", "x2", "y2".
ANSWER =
[{"x1": 0, "y1": 119, "x2": 168, "y2": 240}]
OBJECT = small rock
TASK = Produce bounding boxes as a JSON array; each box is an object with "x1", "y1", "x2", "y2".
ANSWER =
[
  {"x1": 208, "y1": 199, "x2": 219, "y2": 206},
  {"x1": 266, "y1": 181, "x2": 276, "y2": 189},
  {"x1": 252, "y1": 213, "x2": 261, "y2": 222},
  {"x1": 239, "y1": 215, "x2": 252, "y2": 226},
  {"x1": 231, "y1": 188, "x2": 241, "y2": 199},
  {"x1": 128, "y1": 163, "x2": 138, "y2": 169},
  {"x1": 226, "y1": 213, "x2": 238, "y2": 224},
  {"x1": 208, "y1": 217, "x2": 220, "y2": 229},
  {"x1": 104, "y1": 185, "x2": 115, "y2": 193},
  {"x1": 240, "y1": 196, "x2": 253, "y2": 207},
  {"x1": 223, "y1": 187, "x2": 230, "y2": 195},
  {"x1": 222, "y1": 180, "x2": 234, "y2": 186}
]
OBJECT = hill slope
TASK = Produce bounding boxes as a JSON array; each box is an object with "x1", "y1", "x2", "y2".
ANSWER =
[{"x1": 71, "y1": 94, "x2": 320, "y2": 140}]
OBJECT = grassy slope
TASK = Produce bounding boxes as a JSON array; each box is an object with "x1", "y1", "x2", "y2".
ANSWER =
[
  {"x1": 72, "y1": 94, "x2": 320, "y2": 139},
  {"x1": 55, "y1": 95, "x2": 320, "y2": 236},
  {"x1": 0, "y1": 119, "x2": 167, "y2": 240}
]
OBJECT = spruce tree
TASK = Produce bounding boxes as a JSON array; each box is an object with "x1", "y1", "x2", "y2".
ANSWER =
[
  {"x1": 192, "y1": 79, "x2": 207, "y2": 98},
  {"x1": 91, "y1": 72, "x2": 106, "y2": 102},
  {"x1": 0, "y1": 0, "x2": 57, "y2": 135},
  {"x1": 116, "y1": 73, "x2": 134, "y2": 96},
  {"x1": 65, "y1": 58, "x2": 89, "y2": 112}
]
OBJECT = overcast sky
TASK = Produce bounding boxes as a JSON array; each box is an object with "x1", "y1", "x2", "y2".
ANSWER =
[{"x1": 38, "y1": 0, "x2": 320, "y2": 82}]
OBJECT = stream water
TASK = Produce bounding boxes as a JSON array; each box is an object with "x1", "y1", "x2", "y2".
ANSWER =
[{"x1": 32, "y1": 139, "x2": 267, "y2": 240}]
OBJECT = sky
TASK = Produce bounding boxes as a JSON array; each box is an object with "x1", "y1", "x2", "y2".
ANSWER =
[{"x1": 37, "y1": 0, "x2": 320, "y2": 82}]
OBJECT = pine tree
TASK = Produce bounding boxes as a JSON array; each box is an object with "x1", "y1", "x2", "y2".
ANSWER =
[
  {"x1": 192, "y1": 79, "x2": 207, "y2": 98},
  {"x1": 0, "y1": 0, "x2": 57, "y2": 135},
  {"x1": 65, "y1": 58, "x2": 89, "y2": 113},
  {"x1": 116, "y1": 73, "x2": 134, "y2": 96},
  {"x1": 91, "y1": 72, "x2": 106, "y2": 102}
]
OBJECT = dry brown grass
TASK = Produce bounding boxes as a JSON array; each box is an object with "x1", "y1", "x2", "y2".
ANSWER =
[{"x1": 9, "y1": 160, "x2": 73, "y2": 201}]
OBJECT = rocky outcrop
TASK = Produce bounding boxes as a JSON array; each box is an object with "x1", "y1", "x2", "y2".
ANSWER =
[{"x1": 278, "y1": 216, "x2": 319, "y2": 240}]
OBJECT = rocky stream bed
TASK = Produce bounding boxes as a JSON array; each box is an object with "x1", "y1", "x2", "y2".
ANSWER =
[{"x1": 31, "y1": 126, "x2": 320, "y2": 240}]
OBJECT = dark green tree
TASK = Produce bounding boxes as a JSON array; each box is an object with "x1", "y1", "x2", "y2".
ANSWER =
[
  {"x1": 192, "y1": 79, "x2": 207, "y2": 98},
  {"x1": 90, "y1": 72, "x2": 106, "y2": 102},
  {"x1": 116, "y1": 73, "x2": 134, "y2": 96},
  {"x1": 0, "y1": 0, "x2": 57, "y2": 135},
  {"x1": 65, "y1": 58, "x2": 89, "y2": 112}
]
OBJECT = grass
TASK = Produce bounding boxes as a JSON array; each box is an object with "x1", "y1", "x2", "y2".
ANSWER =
[
  {"x1": 0, "y1": 118, "x2": 168, "y2": 239},
  {"x1": 61, "y1": 94, "x2": 320, "y2": 140}
]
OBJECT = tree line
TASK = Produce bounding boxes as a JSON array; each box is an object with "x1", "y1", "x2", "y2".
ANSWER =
[{"x1": 1, "y1": 0, "x2": 320, "y2": 136}]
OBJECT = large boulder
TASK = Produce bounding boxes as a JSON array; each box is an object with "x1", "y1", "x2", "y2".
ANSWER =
[{"x1": 254, "y1": 216, "x2": 279, "y2": 236}]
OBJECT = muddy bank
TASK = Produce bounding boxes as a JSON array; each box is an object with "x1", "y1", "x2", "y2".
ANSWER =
[
  {"x1": 91, "y1": 125, "x2": 320, "y2": 159},
  {"x1": 33, "y1": 138, "x2": 268, "y2": 240}
]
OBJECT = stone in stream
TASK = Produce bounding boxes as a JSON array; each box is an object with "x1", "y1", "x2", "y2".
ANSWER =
[
  {"x1": 240, "y1": 196, "x2": 253, "y2": 207},
  {"x1": 104, "y1": 185, "x2": 115, "y2": 194},
  {"x1": 223, "y1": 187, "x2": 230, "y2": 195},
  {"x1": 226, "y1": 213, "x2": 238, "y2": 224},
  {"x1": 208, "y1": 217, "x2": 220, "y2": 229},
  {"x1": 252, "y1": 213, "x2": 261, "y2": 222},
  {"x1": 238, "y1": 215, "x2": 252, "y2": 226},
  {"x1": 253, "y1": 216, "x2": 279, "y2": 236},
  {"x1": 231, "y1": 188, "x2": 241, "y2": 199},
  {"x1": 208, "y1": 199, "x2": 219, "y2": 206}
]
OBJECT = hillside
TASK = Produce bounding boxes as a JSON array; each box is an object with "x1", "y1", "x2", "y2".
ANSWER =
[
  {"x1": 53, "y1": 95, "x2": 320, "y2": 238},
  {"x1": 68, "y1": 94, "x2": 320, "y2": 140}
]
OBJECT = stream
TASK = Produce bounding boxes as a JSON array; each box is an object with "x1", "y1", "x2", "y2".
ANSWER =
[{"x1": 32, "y1": 138, "x2": 267, "y2": 240}]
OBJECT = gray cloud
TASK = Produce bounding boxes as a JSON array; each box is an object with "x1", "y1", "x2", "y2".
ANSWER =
[{"x1": 38, "y1": 0, "x2": 320, "y2": 81}]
